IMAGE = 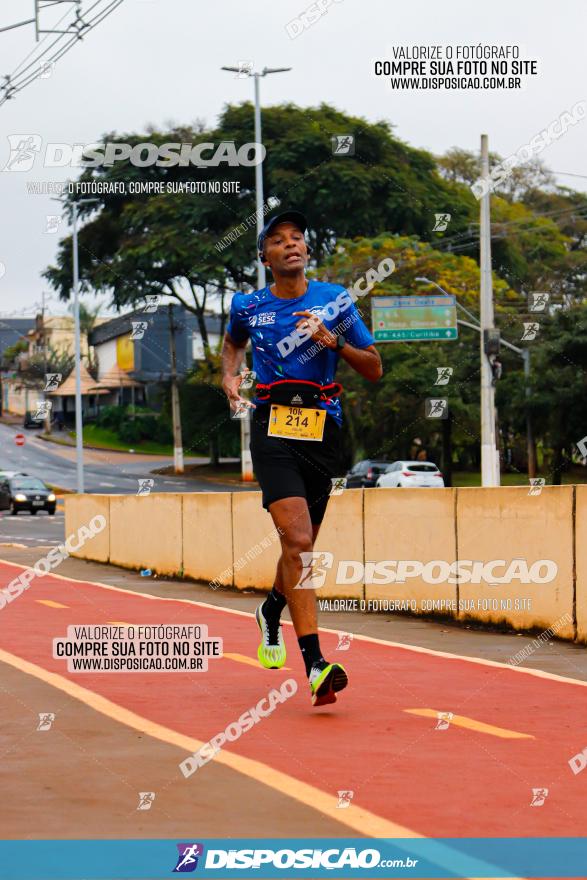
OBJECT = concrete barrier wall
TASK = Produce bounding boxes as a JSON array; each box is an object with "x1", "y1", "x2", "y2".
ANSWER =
[
  {"x1": 575, "y1": 486, "x2": 587, "y2": 643},
  {"x1": 314, "y1": 489, "x2": 364, "y2": 599},
  {"x1": 364, "y1": 488, "x2": 457, "y2": 611},
  {"x1": 64, "y1": 484, "x2": 582, "y2": 640},
  {"x1": 109, "y1": 494, "x2": 183, "y2": 576},
  {"x1": 63, "y1": 494, "x2": 110, "y2": 563},
  {"x1": 231, "y1": 492, "x2": 281, "y2": 590},
  {"x1": 183, "y1": 493, "x2": 233, "y2": 587},
  {"x1": 456, "y1": 487, "x2": 574, "y2": 637}
]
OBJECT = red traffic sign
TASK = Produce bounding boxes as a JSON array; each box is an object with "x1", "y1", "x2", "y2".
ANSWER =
[{"x1": 14, "y1": 433, "x2": 25, "y2": 447}]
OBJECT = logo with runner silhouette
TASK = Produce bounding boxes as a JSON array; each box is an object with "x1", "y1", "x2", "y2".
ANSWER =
[{"x1": 173, "y1": 843, "x2": 204, "y2": 872}]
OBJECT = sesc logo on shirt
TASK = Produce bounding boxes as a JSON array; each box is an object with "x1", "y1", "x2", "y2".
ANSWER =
[{"x1": 249, "y1": 311, "x2": 276, "y2": 327}]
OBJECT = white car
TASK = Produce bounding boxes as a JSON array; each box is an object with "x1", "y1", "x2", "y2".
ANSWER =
[{"x1": 376, "y1": 460, "x2": 445, "y2": 488}]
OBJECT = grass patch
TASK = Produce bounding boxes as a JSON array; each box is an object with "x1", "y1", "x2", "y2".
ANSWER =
[
  {"x1": 76, "y1": 425, "x2": 174, "y2": 456},
  {"x1": 452, "y1": 470, "x2": 587, "y2": 487}
]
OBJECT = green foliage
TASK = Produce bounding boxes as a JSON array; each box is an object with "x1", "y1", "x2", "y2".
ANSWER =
[
  {"x1": 96, "y1": 405, "x2": 125, "y2": 431},
  {"x1": 12, "y1": 344, "x2": 75, "y2": 389},
  {"x1": 177, "y1": 362, "x2": 240, "y2": 459},
  {"x1": 118, "y1": 419, "x2": 143, "y2": 444},
  {"x1": 68, "y1": 299, "x2": 103, "y2": 336},
  {"x1": 96, "y1": 405, "x2": 172, "y2": 446},
  {"x1": 1, "y1": 339, "x2": 28, "y2": 369},
  {"x1": 497, "y1": 303, "x2": 587, "y2": 483},
  {"x1": 321, "y1": 234, "x2": 517, "y2": 468},
  {"x1": 42, "y1": 102, "x2": 474, "y2": 367},
  {"x1": 39, "y1": 104, "x2": 587, "y2": 475}
]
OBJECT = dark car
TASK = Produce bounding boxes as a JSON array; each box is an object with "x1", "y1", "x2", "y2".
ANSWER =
[
  {"x1": 23, "y1": 410, "x2": 42, "y2": 429},
  {"x1": 0, "y1": 475, "x2": 56, "y2": 515},
  {"x1": 345, "y1": 460, "x2": 391, "y2": 489}
]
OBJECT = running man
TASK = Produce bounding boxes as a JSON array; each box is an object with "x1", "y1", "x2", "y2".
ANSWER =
[{"x1": 221, "y1": 211, "x2": 382, "y2": 706}]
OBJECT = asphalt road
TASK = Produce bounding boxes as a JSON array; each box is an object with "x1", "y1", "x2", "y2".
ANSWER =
[
  {"x1": 0, "y1": 504, "x2": 65, "y2": 548},
  {"x1": 0, "y1": 422, "x2": 253, "y2": 547},
  {"x1": 0, "y1": 422, "x2": 250, "y2": 495}
]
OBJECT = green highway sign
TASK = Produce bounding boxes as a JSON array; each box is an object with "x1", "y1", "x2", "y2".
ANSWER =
[{"x1": 372, "y1": 295, "x2": 458, "y2": 342}]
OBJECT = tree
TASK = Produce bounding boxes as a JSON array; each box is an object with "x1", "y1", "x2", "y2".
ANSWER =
[
  {"x1": 498, "y1": 304, "x2": 587, "y2": 484},
  {"x1": 1, "y1": 339, "x2": 28, "y2": 370},
  {"x1": 317, "y1": 233, "x2": 518, "y2": 475},
  {"x1": 490, "y1": 195, "x2": 571, "y2": 293},
  {"x1": 42, "y1": 102, "x2": 475, "y2": 369},
  {"x1": 40, "y1": 105, "x2": 587, "y2": 477},
  {"x1": 11, "y1": 345, "x2": 75, "y2": 395},
  {"x1": 75, "y1": 300, "x2": 103, "y2": 337},
  {"x1": 521, "y1": 186, "x2": 587, "y2": 303},
  {"x1": 68, "y1": 299, "x2": 103, "y2": 375},
  {"x1": 178, "y1": 356, "x2": 239, "y2": 466},
  {"x1": 437, "y1": 146, "x2": 554, "y2": 200}
]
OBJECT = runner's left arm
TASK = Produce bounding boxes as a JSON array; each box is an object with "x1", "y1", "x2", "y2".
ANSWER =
[
  {"x1": 293, "y1": 309, "x2": 382, "y2": 382},
  {"x1": 338, "y1": 342, "x2": 382, "y2": 382}
]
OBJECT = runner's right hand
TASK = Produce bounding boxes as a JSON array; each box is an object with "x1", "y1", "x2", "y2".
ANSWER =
[{"x1": 222, "y1": 372, "x2": 256, "y2": 413}]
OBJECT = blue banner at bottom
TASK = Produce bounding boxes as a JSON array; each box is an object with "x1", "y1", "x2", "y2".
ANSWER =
[{"x1": 0, "y1": 838, "x2": 585, "y2": 879}]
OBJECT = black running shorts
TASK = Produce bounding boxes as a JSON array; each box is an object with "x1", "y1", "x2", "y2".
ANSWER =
[{"x1": 249, "y1": 406, "x2": 342, "y2": 525}]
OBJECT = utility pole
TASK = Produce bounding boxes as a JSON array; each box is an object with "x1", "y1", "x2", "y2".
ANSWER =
[
  {"x1": 168, "y1": 304, "x2": 184, "y2": 474},
  {"x1": 458, "y1": 318, "x2": 533, "y2": 478},
  {"x1": 72, "y1": 202, "x2": 84, "y2": 493},
  {"x1": 41, "y1": 290, "x2": 51, "y2": 435},
  {"x1": 70, "y1": 198, "x2": 98, "y2": 494},
  {"x1": 221, "y1": 64, "x2": 291, "y2": 482},
  {"x1": 523, "y1": 349, "x2": 536, "y2": 478},
  {"x1": 479, "y1": 134, "x2": 500, "y2": 486}
]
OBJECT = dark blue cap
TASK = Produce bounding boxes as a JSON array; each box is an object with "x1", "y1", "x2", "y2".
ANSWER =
[{"x1": 257, "y1": 210, "x2": 307, "y2": 256}]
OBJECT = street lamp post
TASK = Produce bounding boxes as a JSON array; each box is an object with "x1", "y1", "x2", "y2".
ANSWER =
[
  {"x1": 253, "y1": 73, "x2": 265, "y2": 290},
  {"x1": 479, "y1": 134, "x2": 500, "y2": 486},
  {"x1": 71, "y1": 198, "x2": 98, "y2": 494},
  {"x1": 415, "y1": 276, "x2": 479, "y2": 326},
  {"x1": 221, "y1": 64, "x2": 291, "y2": 289},
  {"x1": 221, "y1": 64, "x2": 291, "y2": 481}
]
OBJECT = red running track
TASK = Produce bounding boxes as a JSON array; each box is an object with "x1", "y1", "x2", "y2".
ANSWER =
[{"x1": 1, "y1": 560, "x2": 586, "y2": 839}]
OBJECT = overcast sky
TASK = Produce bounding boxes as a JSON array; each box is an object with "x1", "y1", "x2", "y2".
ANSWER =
[{"x1": 0, "y1": 0, "x2": 585, "y2": 319}]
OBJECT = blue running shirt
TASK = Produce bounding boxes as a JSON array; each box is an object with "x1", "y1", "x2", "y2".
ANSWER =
[{"x1": 226, "y1": 280, "x2": 375, "y2": 425}]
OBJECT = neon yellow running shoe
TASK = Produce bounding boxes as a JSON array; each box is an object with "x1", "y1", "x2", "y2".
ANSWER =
[
  {"x1": 309, "y1": 661, "x2": 348, "y2": 707},
  {"x1": 255, "y1": 603, "x2": 286, "y2": 669}
]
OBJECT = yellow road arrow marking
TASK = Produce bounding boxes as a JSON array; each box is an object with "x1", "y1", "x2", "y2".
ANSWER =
[
  {"x1": 404, "y1": 708, "x2": 534, "y2": 739},
  {"x1": 0, "y1": 647, "x2": 415, "y2": 840},
  {"x1": 36, "y1": 599, "x2": 68, "y2": 609}
]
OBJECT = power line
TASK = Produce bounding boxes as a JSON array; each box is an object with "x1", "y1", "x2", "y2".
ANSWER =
[
  {"x1": 3, "y1": 1, "x2": 123, "y2": 97},
  {"x1": 478, "y1": 204, "x2": 587, "y2": 229},
  {"x1": 1, "y1": 1, "x2": 87, "y2": 91},
  {"x1": 9, "y1": 4, "x2": 87, "y2": 82},
  {"x1": 428, "y1": 204, "x2": 587, "y2": 259},
  {"x1": 0, "y1": 0, "x2": 124, "y2": 107},
  {"x1": 552, "y1": 171, "x2": 587, "y2": 180}
]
